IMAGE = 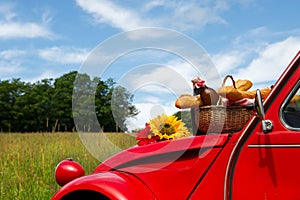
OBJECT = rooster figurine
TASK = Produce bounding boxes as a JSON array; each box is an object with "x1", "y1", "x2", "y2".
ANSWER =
[{"x1": 191, "y1": 77, "x2": 219, "y2": 106}]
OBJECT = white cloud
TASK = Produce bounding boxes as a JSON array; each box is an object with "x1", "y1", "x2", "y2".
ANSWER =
[
  {"x1": 233, "y1": 36, "x2": 300, "y2": 85},
  {"x1": 0, "y1": 49, "x2": 26, "y2": 59},
  {"x1": 38, "y1": 46, "x2": 90, "y2": 64},
  {"x1": 118, "y1": 63, "x2": 193, "y2": 99},
  {"x1": 0, "y1": 60, "x2": 25, "y2": 80},
  {"x1": 1, "y1": 45, "x2": 88, "y2": 81},
  {"x1": 0, "y1": 3, "x2": 55, "y2": 39},
  {"x1": 24, "y1": 70, "x2": 58, "y2": 83},
  {"x1": 168, "y1": 1, "x2": 226, "y2": 30},
  {"x1": 209, "y1": 24, "x2": 300, "y2": 88},
  {"x1": 211, "y1": 50, "x2": 252, "y2": 75},
  {"x1": 142, "y1": 0, "x2": 165, "y2": 11},
  {"x1": 76, "y1": 0, "x2": 145, "y2": 31},
  {"x1": 126, "y1": 101, "x2": 179, "y2": 131},
  {"x1": 0, "y1": 49, "x2": 27, "y2": 80},
  {"x1": 0, "y1": 22, "x2": 54, "y2": 39},
  {"x1": 233, "y1": 26, "x2": 300, "y2": 46},
  {"x1": 0, "y1": 2, "x2": 16, "y2": 21},
  {"x1": 76, "y1": 0, "x2": 227, "y2": 31}
]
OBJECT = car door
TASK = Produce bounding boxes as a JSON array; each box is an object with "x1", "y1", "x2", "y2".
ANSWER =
[{"x1": 227, "y1": 60, "x2": 300, "y2": 199}]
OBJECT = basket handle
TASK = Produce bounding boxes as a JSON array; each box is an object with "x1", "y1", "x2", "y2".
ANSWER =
[
  {"x1": 222, "y1": 75, "x2": 237, "y2": 89},
  {"x1": 217, "y1": 75, "x2": 237, "y2": 106}
]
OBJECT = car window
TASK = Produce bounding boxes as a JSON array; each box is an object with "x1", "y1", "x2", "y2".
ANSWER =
[{"x1": 282, "y1": 82, "x2": 300, "y2": 129}]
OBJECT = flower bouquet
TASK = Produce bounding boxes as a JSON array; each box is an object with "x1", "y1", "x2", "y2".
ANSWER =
[{"x1": 136, "y1": 114, "x2": 190, "y2": 146}]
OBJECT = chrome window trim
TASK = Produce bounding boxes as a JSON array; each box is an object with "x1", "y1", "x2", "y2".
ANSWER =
[
  {"x1": 279, "y1": 80, "x2": 300, "y2": 131},
  {"x1": 248, "y1": 144, "x2": 300, "y2": 148}
]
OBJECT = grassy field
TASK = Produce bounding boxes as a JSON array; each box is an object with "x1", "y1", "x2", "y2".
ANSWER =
[{"x1": 0, "y1": 132, "x2": 137, "y2": 200}]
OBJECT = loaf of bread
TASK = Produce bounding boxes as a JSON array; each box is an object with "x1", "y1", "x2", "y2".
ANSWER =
[
  {"x1": 235, "y1": 79, "x2": 252, "y2": 91},
  {"x1": 217, "y1": 86, "x2": 271, "y2": 101},
  {"x1": 175, "y1": 94, "x2": 203, "y2": 109}
]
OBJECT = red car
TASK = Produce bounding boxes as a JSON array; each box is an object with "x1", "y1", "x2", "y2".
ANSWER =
[{"x1": 52, "y1": 51, "x2": 300, "y2": 200}]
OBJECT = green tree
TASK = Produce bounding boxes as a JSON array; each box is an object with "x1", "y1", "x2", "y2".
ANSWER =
[
  {"x1": 0, "y1": 71, "x2": 139, "y2": 133},
  {"x1": 9, "y1": 78, "x2": 54, "y2": 132},
  {"x1": 74, "y1": 75, "x2": 139, "y2": 132},
  {"x1": 30, "y1": 79, "x2": 54, "y2": 132},
  {"x1": 0, "y1": 80, "x2": 11, "y2": 132},
  {"x1": 12, "y1": 82, "x2": 35, "y2": 132},
  {"x1": 52, "y1": 71, "x2": 77, "y2": 132},
  {"x1": 0, "y1": 79, "x2": 27, "y2": 132},
  {"x1": 94, "y1": 78, "x2": 115, "y2": 132},
  {"x1": 73, "y1": 73, "x2": 99, "y2": 132},
  {"x1": 111, "y1": 86, "x2": 139, "y2": 132}
]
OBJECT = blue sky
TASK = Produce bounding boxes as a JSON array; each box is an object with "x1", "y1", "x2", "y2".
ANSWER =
[{"x1": 1, "y1": 0, "x2": 300, "y2": 130}]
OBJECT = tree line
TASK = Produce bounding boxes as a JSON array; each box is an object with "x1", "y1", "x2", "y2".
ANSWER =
[{"x1": 0, "y1": 71, "x2": 139, "y2": 133}]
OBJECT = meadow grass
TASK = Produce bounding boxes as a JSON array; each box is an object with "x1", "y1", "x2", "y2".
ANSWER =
[{"x1": 0, "y1": 132, "x2": 137, "y2": 200}]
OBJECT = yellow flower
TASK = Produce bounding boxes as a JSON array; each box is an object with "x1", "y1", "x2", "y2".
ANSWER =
[{"x1": 149, "y1": 114, "x2": 190, "y2": 140}]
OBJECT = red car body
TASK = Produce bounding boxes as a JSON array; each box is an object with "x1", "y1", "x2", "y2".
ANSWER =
[{"x1": 52, "y1": 51, "x2": 300, "y2": 200}]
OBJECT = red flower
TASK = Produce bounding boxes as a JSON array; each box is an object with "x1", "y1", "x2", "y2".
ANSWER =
[
  {"x1": 136, "y1": 123, "x2": 160, "y2": 146},
  {"x1": 136, "y1": 123, "x2": 151, "y2": 138}
]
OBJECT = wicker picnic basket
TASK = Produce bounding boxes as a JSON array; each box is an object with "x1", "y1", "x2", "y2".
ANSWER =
[{"x1": 195, "y1": 75, "x2": 252, "y2": 133}]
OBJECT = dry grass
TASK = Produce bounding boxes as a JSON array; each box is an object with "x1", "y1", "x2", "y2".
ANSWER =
[{"x1": 0, "y1": 132, "x2": 136, "y2": 200}]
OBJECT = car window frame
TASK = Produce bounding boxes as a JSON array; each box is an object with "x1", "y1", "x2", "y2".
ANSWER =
[{"x1": 280, "y1": 80, "x2": 300, "y2": 131}]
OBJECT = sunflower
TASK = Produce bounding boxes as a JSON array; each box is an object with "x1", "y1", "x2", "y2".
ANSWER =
[{"x1": 149, "y1": 114, "x2": 190, "y2": 140}]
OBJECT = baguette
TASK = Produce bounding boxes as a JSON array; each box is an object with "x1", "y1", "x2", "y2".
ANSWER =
[
  {"x1": 175, "y1": 94, "x2": 203, "y2": 109},
  {"x1": 235, "y1": 79, "x2": 252, "y2": 91}
]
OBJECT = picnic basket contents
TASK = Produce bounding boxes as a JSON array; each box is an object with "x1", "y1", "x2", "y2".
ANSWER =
[
  {"x1": 217, "y1": 75, "x2": 271, "y2": 102},
  {"x1": 175, "y1": 75, "x2": 271, "y2": 134}
]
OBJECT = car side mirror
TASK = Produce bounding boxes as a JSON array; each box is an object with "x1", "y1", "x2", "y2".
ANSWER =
[
  {"x1": 255, "y1": 89, "x2": 273, "y2": 133},
  {"x1": 255, "y1": 89, "x2": 265, "y2": 119}
]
